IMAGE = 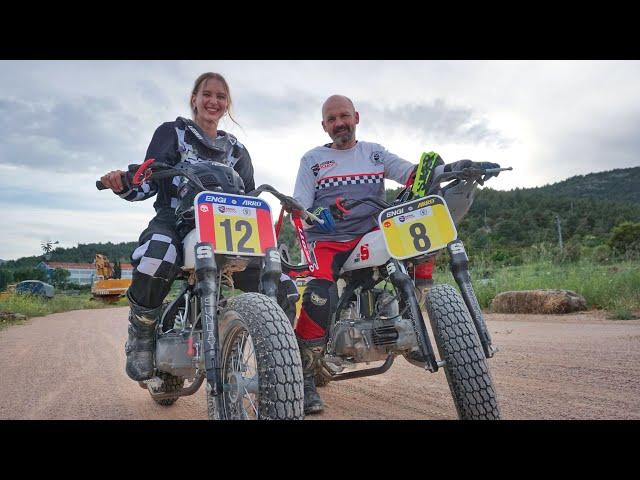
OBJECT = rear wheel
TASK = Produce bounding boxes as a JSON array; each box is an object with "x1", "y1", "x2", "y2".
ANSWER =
[
  {"x1": 424, "y1": 284, "x2": 500, "y2": 420},
  {"x1": 208, "y1": 293, "x2": 304, "y2": 420}
]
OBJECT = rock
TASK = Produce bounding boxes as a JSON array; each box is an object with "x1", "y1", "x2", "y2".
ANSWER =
[
  {"x1": 0, "y1": 311, "x2": 28, "y2": 321},
  {"x1": 491, "y1": 289, "x2": 587, "y2": 314}
]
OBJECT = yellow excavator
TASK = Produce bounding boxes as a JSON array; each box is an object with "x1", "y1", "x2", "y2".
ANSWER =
[{"x1": 91, "y1": 254, "x2": 131, "y2": 303}]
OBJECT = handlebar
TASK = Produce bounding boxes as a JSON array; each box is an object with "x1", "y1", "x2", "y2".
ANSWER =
[
  {"x1": 248, "y1": 184, "x2": 324, "y2": 225},
  {"x1": 431, "y1": 166, "x2": 512, "y2": 188},
  {"x1": 335, "y1": 165, "x2": 513, "y2": 217},
  {"x1": 96, "y1": 164, "x2": 325, "y2": 225}
]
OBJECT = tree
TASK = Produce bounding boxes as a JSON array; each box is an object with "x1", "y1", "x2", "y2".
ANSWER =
[
  {"x1": 608, "y1": 221, "x2": 640, "y2": 256},
  {"x1": 13, "y1": 268, "x2": 48, "y2": 283},
  {"x1": 41, "y1": 240, "x2": 60, "y2": 259},
  {"x1": 276, "y1": 214, "x2": 301, "y2": 264},
  {"x1": 0, "y1": 269, "x2": 14, "y2": 291},
  {"x1": 50, "y1": 268, "x2": 71, "y2": 286}
]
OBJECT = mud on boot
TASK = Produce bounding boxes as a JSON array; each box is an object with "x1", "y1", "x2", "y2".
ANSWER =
[
  {"x1": 125, "y1": 296, "x2": 162, "y2": 382},
  {"x1": 303, "y1": 375, "x2": 324, "y2": 414},
  {"x1": 297, "y1": 337, "x2": 325, "y2": 415}
]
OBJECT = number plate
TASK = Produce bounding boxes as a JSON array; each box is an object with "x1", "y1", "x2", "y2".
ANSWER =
[
  {"x1": 195, "y1": 192, "x2": 276, "y2": 256},
  {"x1": 378, "y1": 195, "x2": 457, "y2": 260}
]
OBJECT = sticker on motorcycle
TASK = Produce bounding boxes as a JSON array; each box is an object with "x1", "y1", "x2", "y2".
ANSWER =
[
  {"x1": 194, "y1": 192, "x2": 276, "y2": 256},
  {"x1": 378, "y1": 195, "x2": 457, "y2": 260}
]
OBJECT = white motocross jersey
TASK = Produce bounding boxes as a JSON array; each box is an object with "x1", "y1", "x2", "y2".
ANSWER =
[{"x1": 292, "y1": 141, "x2": 415, "y2": 243}]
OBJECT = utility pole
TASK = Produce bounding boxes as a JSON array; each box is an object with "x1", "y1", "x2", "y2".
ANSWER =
[{"x1": 555, "y1": 215, "x2": 563, "y2": 253}]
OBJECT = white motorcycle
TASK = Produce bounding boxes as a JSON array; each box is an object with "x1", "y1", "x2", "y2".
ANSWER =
[{"x1": 279, "y1": 159, "x2": 511, "y2": 420}]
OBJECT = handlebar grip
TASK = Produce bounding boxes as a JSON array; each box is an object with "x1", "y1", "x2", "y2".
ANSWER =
[{"x1": 96, "y1": 172, "x2": 132, "y2": 192}]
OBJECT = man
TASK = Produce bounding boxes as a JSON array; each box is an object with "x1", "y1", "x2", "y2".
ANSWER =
[{"x1": 292, "y1": 95, "x2": 498, "y2": 414}]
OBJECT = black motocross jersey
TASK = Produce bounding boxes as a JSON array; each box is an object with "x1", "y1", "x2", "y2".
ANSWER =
[{"x1": 118, "y1": 116, "x2": 255, "y2": 212}]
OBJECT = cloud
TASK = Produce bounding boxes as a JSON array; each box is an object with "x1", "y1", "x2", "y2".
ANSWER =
[
  {"x1": 358, "y1": 99, "x2": 512, "y2": 148},
  {"x1": 228, "y1": 89, "x2": 511, "y2": 151},
  {"x1": 231, "y1": 89, "x2": 319, "y2": 131},
  {"x1": 0, "y1": 96, "x2": 146, "y2": 173}
]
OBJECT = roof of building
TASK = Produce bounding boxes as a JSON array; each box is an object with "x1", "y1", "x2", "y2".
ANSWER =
[{"x1": 44, "y1": 261, "x2": 133, "y2": 271}]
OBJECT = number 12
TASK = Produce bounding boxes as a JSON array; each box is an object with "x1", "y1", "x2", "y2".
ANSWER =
[{"x1": 219, "y1": 219, "x2": 255, "y2": 253}]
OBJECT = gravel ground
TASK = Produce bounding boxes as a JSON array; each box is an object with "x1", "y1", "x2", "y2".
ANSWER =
[{"x1": 1, "y1": 307, "x2": 638, "y2": 420}]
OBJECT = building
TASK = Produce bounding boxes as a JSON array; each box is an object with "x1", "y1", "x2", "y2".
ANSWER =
[{"x1": 37, "y1": 261, "x2": 133, "y2": 285}]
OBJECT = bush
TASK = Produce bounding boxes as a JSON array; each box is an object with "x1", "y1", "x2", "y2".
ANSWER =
[
  {"x1": 13, "y1": 268, "x2": 48, "y2": 283},
  {"x1": 0, "y1": 269, "x2": 14, "y2": 291},
  {"x1": 563, "y1": 242, "x2": 582, "y2": 263},
  {"x1": 50, "y1": 268, "x2": 71, "y2": 287},
  {"x1": 0, "y1": 292, "x2": 123, "y2": 321},
  {"x1": 608, "y1": 221, "x2": 640, "y2": 256},
  {"x1": 592, "y1": 244, "x2": 612, "y2": 264}
]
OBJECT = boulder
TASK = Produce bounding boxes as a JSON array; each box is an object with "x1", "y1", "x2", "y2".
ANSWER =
[
  {"x1": 0, "y1": 311, "x2": 27, "y2": 321},
  {"x1": 491, "y1": 289, "x2": 587, "y2": 314}
]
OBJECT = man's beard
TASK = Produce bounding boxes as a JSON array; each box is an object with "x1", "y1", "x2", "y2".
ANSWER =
[{"x1": 332, "y1": 127, "x2": 354, "y2": 146}]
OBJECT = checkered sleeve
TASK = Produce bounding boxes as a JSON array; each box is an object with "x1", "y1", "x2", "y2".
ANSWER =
[{"x1": 118, "y1": 180, "x2": 159, "y2": 202}]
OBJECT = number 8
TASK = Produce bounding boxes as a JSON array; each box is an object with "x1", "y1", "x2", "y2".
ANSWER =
[{"x1": 409, "y1": 223, "x2": 430, "y2": 251}]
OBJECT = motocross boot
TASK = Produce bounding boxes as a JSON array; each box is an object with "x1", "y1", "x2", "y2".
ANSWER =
[
  {"x1": 125, "y1": 291, "x2": 163, "y2": 381},
  {"x1": 297, "y1": 337, "x2": 325, "y2": 415}
]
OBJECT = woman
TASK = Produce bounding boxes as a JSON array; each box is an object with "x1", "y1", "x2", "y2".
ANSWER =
[{"x1": 100, "y1": 72, "x2": 293, "y2": 382}]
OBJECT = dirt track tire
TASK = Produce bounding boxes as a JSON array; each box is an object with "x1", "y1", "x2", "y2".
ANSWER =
[
  {"x1": 208, "y1": 293, "x2": 304, "y2": 420},
  {"x1": 424, "y1": 284, "x2": 501, "y2": 420},
  {"x1": 151, "y1": 372, "x2": 184, "y2": 406}
]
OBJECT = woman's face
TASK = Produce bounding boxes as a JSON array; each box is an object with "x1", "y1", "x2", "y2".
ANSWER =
[{"x1": 192, "y1": 78, "x2": 229, "y2": 125}]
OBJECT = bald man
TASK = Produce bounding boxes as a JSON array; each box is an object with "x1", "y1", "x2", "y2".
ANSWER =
[{"x1": 291, "y1": 95, "x2": 439, "y2": 414}]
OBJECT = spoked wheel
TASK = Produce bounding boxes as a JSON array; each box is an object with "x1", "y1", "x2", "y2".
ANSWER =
[
  {"x1": 207, "y1": 293, "x2": 304, "y2": 420},
  {"x1": 220, "y1": 324, "x2": 260, "y2": 419}
]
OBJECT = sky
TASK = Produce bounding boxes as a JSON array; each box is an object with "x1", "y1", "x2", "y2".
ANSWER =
[{"x1": 0, "y1": 60, "x2": 638, "y2": 260}]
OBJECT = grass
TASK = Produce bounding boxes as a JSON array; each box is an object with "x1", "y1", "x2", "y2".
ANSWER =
[
  {"x1": 433, "y1": 259, "x2": 640, "y2": 320},
  {"x1": 0, "y1": 293, "x2": 128, "y2": 329}
]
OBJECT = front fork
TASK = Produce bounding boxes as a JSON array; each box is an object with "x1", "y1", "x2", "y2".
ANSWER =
[
  {"x1": 447, "y1": 239, "x2": 496, "y2": 358},
  {"x1": 194, "y1": 242, "x2": 224, "y2": 418},
  {"x1": 260, "y1": 247, "x2": 282, "y2": 301},
  {"x1": 387, "y1": 259, "x2": 440, "y2": 372}
]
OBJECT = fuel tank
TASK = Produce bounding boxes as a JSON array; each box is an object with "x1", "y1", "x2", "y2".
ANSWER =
[{"x1": 340, "y1": 230, "x2": 390, "y2": 274}]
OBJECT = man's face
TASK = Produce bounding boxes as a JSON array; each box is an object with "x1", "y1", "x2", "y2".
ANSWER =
[{"x1": 322, "y1": 98, "x2": 359, "y2": 149}]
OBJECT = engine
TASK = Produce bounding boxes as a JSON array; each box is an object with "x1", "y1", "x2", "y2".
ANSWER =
[{"x1": 328, "y1": 289, "x2": 418, "y2": 364}]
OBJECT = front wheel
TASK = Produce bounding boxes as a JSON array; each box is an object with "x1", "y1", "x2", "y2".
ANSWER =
[
  {"x1": 208, "y1": 293, "x2": 304, "y2": 420},
  {"x1": 424, "y1": 284, "x2": 500, "y2": 420}
]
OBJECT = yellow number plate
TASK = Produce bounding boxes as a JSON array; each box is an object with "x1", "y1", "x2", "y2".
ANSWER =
[
  {"x1": 195, "y1": 192, "x2": 276, "y2": 256},
  {"x1": 378, "y1": 195, "x2": 457, "y2": 260}
]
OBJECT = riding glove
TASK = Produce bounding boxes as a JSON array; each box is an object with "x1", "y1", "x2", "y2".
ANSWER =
[{"x1": 307, "y1": 207, "x2": 336, "y2": 233}]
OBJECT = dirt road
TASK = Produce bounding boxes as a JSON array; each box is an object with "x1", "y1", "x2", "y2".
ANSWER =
[{"x1": 1, "y1": 307, "x2": 639, "y2": 420}]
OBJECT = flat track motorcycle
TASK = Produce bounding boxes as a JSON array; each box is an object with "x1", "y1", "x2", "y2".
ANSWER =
[
  {"x1": 97, "y1": 160, "x2": 322, "y2": 420},
  {"x1": 279, "y1": 153, "x2": 512, "y2": 420}
]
